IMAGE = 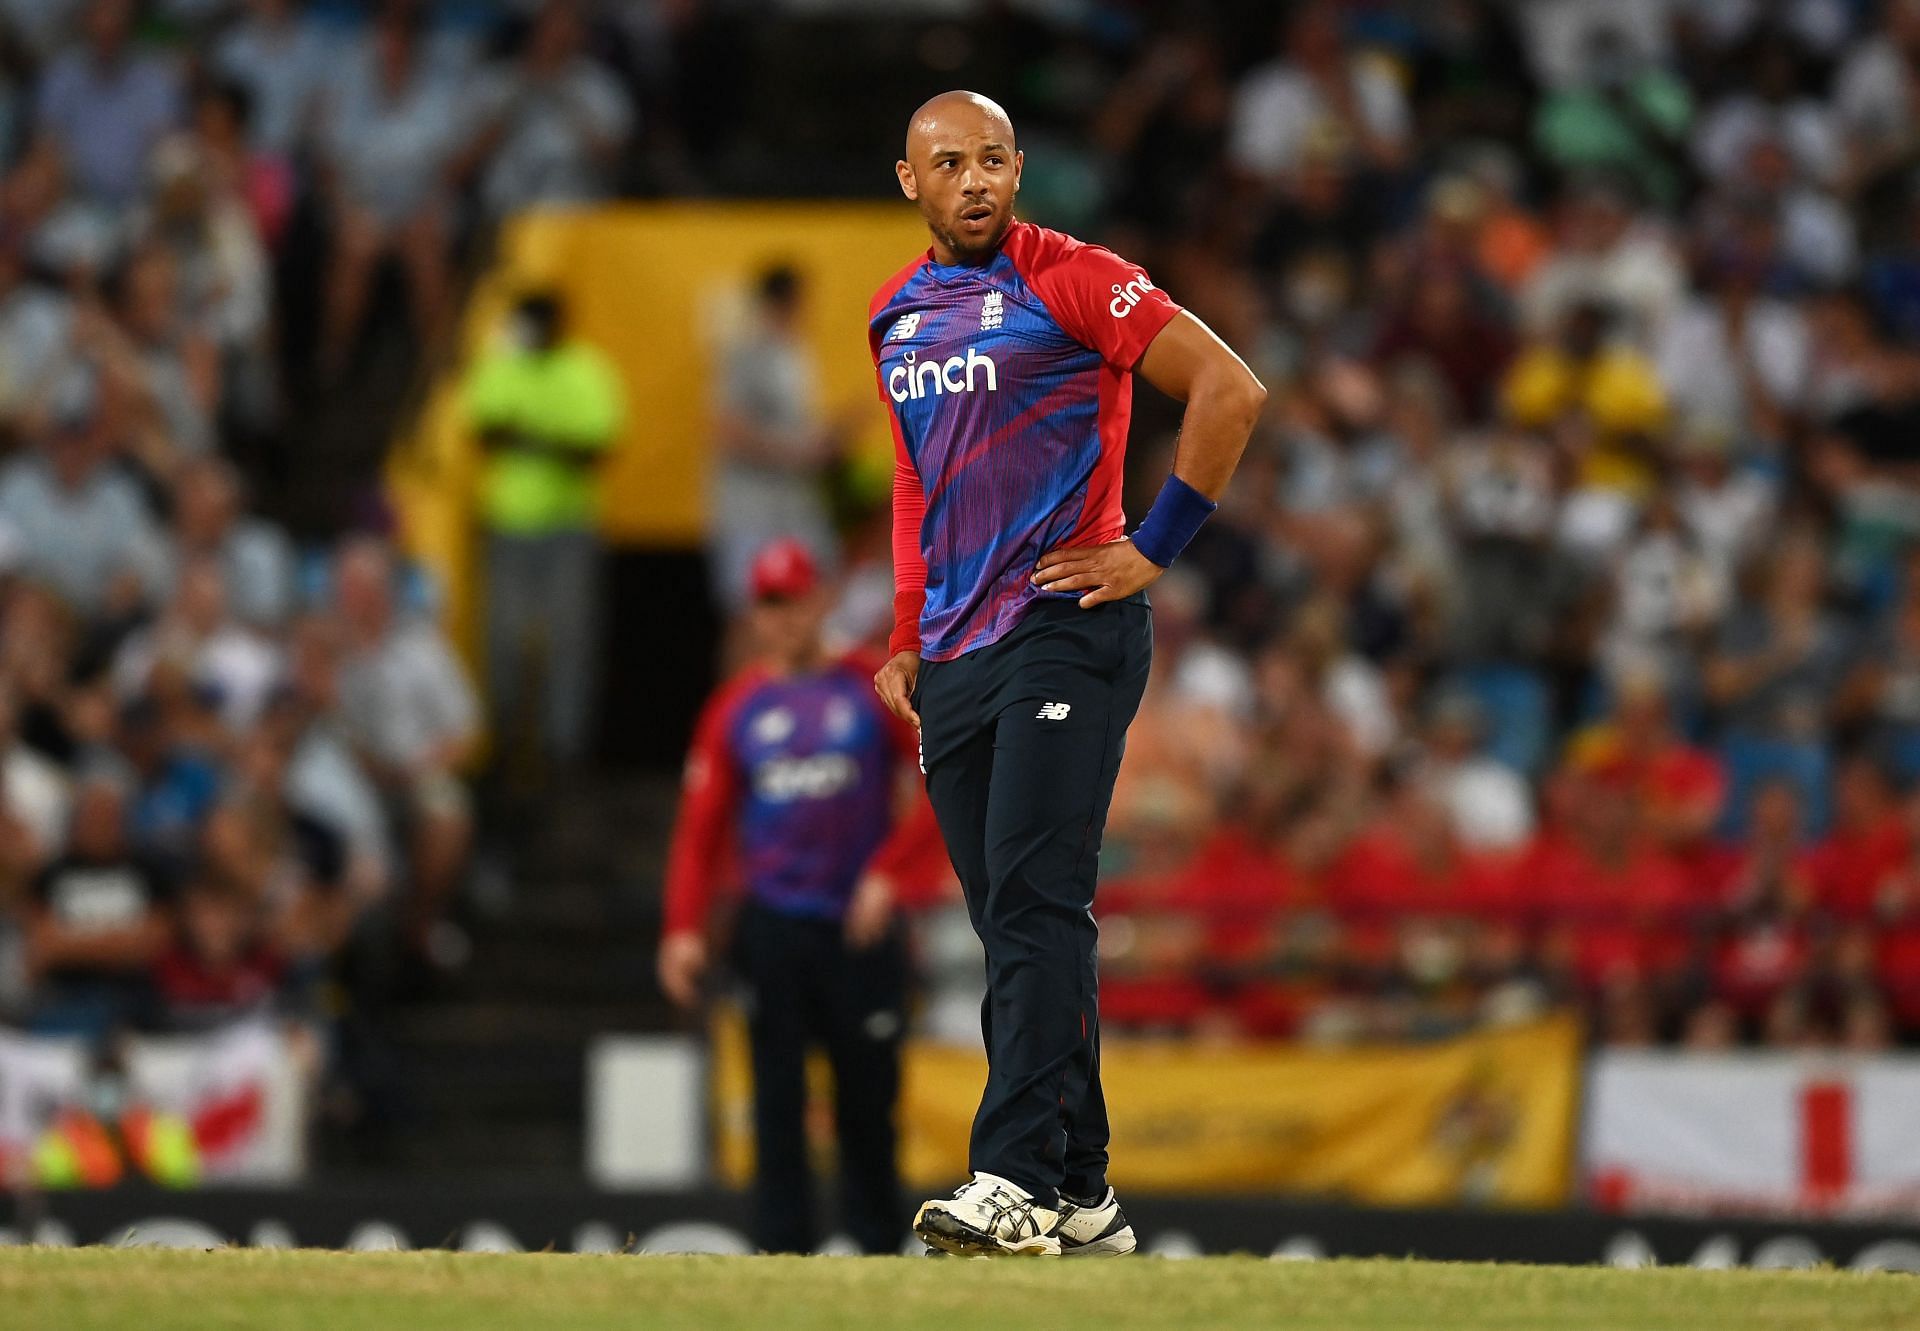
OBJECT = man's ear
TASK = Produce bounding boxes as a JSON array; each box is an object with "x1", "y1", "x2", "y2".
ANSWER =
[
  {"x1": 1013, "y1": 148, "x2": 1024, "y2": 194},
  {"x1": 896, "y1": 160, "x2": 918, "y2": 202}
]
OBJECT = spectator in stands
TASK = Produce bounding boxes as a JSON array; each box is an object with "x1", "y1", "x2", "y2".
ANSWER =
[
  {"x1": 188, "y1": 79, "x2": 294, "y2": 255},
  {"x1": 105, "y1": 241, "x2": 219, "y2": 459},
  {"x1": 1502, "y1": 297, "x2": 1668, "y2": 512},
  {"x1": 0, "y1": 136, "x2": 117, "y2": 289},
  {"x1": 1531, "y1": 28, "x2": 1692, "y2": 210},
  {"x1": 111, "y1": 555, "x2": 280, "y2": 733},
  {"x1": 1655, "y1": 253, "x2": 1810, "y2": 436},
  {"x1": 1706, "y1": 534, "x2": 1851, "y2": 833},
  {"x1": 1529, "y1": 769, "x2": 1692, "y2": 1026},
  {"x1": 1520, "y1": 179, "x2": 1685, "y2": 348},
  {"x1": 149, "y1": 875, "x2": 283, "y2": 1032},
  {"x1": 1599, "y1": 491, "x2": 1726, "y2": 690},
  {"x1": 1841, "y1": 544, "x2": 1920, "y2": 780},
  {"x1": 0, "y1": 368, "x2": 166, "y2": 616},
  {"x1": 315, "y1": 6, "x2": 458, "y2": 378},
  {"x1": 138, "y1": 128, "x2": 273, "y2": 389},
  {"x1": 1567, "y1": 669, "x2": 1726, "y2": 873},
  {"x1": 462, "y1": 289, "x2": 624, "y2": 775},
  {"x1": 459, "y1": 0, "x2": 635, "y2": 222},
  {"x1": 1415, "y1": 690, "x2": 1534, "y2": 852},
  {"x1": 1370, "y1": 253, "x2": 1514, "y2": 420},
  {"x1": 165, "y1": 456, "x2": 295, "y2": 631},
  {"x1": 1805, "y1": 754, "x2": 1908, "y2": 921},
  {"x1": 0, "y1": 235, "x2": 73, "y2": 426},
  {"x1": 1670, "y1": 414, "x2": 1777, "y2": 584},
  {"x1": 1434, "y1": 424, "x2": 1570, "y2": 775},
  {"x1": 275, "y1": 616, "x2": 393, "y2": 907},
  {"x1": 332, "y1": 537, "x2": 478, "y2": 968},
  {"x1": 1227, "y1": 0, "x2": 1409, "y2": 189},
  {"x1": 707, "y1": 264, "x2": 851, "y2": 610},
  {"x1": 32, "y1": 0, "x2": 183, "y2": 211},
  {"x1": 211, "y1": 0, "x2": 332, "y2": 159},
  {"x1": 1834, "y1": 0, "x2": 1920, "y2": 195},
  {"x1": 202, "y1": 720, "x2": 355, "y2": 976},
  {"x1": 1405, "y1": 0, "x2": 1536, "y2": 149},
  {"x1": 1091, "y1": 25, "x2": 1231, "y2": 252},
  {"x1": 25, "y1": 770, "x2": 171, "y2": 1036},
  {"x1": 0, "y1": 679, "x2": 71, "y2": 868},
  {"x1": 1690, "y1": 27, "x2": 1837, "y2": 192},
  {"x1": 1707, "y1": 779, "x2": 1816, "y2": 1036},
  {"x1": 1332, "y1": 773, "x2": 1532, "y2": 1031},
  {"x1": 119, "y1": 688, "x2": 223, "y2": 879}
]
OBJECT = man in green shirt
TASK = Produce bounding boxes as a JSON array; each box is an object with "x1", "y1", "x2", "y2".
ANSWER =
[{"x1": 463, "y1": 290, "x2": 624, "y2": 772}]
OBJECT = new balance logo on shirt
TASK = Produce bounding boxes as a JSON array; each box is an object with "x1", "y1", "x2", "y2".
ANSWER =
[
  {"x1": 888, "y1": 311, "x2": 922, "y2": 341},
  {"x1": 1035, "y1": 702, "x2": 1072, "y2": 721}
]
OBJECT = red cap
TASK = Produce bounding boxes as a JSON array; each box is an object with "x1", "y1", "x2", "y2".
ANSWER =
[{"x1": 748, "y1": 537, "x2": 819, "y2": 602}]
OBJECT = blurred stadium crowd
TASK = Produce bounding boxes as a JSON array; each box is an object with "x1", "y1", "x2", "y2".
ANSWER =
[
  {"x1": 751, "y1": 0, "x2": 1920, "y2": 1054},
  {"x1": 0, "y1": 0, "x2": 662, "y2": 1151},
  {"x1": 5, "y1": 0, "x2": 1920, "y2": 1115}
]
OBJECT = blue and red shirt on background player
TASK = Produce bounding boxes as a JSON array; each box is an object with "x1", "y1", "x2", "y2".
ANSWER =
[
  {"x1": 869, "y1": 220, "x2": 1183, "y2": 661},
  {"x1": 662, "y1": 543, "x2": 938, "y2": 935}
]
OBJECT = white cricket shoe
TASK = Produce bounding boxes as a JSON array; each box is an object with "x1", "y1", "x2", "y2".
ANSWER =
[
  {"x1": 913, "y1": 1172, "x2": 1061, "y2": 1256},
  {"x1": 1054, "y1": 1187, "x2": 1137, "y2": 1256}
]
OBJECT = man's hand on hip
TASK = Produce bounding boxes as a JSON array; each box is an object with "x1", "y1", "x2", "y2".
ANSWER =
[
  {"x1": 873, "y1": 650, "x2": 922, "y2": 729},
  {"x1": 1032, "y1": 538, "x2": 1163, "y2": 608}
]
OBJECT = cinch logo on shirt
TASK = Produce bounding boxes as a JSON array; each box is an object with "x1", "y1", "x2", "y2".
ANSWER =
[
  {"x1": 753, "y1": 753, "x2": 858, "y2": 802},
  {"x1": 887, "y1": 347, "x2": 998, "y2": 402},
  {"x1": 1108, "y1": 273, "x2": 1156, "y2": 318}
]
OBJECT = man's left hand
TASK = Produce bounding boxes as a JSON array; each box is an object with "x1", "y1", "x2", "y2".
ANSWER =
[{"x1": 1032, "y1": 538, "x2": 1163, "y2": 608}]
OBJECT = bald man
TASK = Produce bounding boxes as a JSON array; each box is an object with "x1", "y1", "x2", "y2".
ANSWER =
[{"x1": 869, "y1": 92, "x2": 1266, "y2": 1256}]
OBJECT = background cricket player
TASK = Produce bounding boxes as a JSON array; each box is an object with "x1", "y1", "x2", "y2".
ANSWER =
[
  {"x1": 869, "y1": 90, "x2": 1267, "y2": 1256},
  {"x1": 658, "y1": 537, "x2": 924, "y2": 1255}
]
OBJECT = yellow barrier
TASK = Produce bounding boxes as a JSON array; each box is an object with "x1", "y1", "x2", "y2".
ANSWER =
[{"x1": 713, "y1": 1013, "x2": 1581, "y2": 1207}]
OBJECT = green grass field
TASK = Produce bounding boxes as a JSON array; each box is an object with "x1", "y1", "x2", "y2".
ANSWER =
[{"x1": 1, "y1": 1249, "x2": 1915, "y2": 1331}]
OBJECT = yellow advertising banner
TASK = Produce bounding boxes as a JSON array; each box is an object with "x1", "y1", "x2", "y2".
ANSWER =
[{"x1": 713, "y1": 1013, "x2": 1581, "y2": 1208}]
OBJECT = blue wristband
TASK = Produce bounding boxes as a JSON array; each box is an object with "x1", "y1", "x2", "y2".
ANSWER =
[{"x1": 1130, "y1": 474, "x2": 1217, "y2": 568}]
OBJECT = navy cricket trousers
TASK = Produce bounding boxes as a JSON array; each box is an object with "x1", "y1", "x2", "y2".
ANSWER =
[
  {"x1": 913, "y1": 592, "x2": 1152, "y2": 1209},
  {"x1": 733, "y1": 901, "x2": 908, "y2": 1254}
]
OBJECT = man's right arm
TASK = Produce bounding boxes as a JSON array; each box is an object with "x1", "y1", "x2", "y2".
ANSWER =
[
  {"x1": 874, "y1": 415, "x2": 924, "y2": 728},
  {"x1": 657, "y1": 687, "x2": 744, "y2": 1007}
]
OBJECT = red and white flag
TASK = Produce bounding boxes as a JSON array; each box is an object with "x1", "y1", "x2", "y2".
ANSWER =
[{"x1": 1584, "y1": 1052, "x2": 1920, "y2": 1218}]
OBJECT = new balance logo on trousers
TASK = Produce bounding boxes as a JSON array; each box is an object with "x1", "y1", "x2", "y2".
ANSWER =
[{"x1": 1035, "y1": 702, "x2": 1072, "y2": 720}]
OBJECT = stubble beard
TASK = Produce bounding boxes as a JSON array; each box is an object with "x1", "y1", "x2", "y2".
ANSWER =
[{"x1": 925, "y1": 204, "x2": 1012, "y2": 264}]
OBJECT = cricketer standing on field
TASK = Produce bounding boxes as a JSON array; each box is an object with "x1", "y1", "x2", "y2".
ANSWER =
[
  {"x1": 658, "y1": 538, "x2": 926, "y2": 1255},
  {"x1": 869, "y1": 90, "x2": 1266, "y2": 1257}
]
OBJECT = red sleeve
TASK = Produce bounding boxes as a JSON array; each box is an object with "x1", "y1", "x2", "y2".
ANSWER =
[
  {"x1": 888, "y1": 412, "x2": 927, "y2": 657},
  {"x1": 661, "y1": 679, "x2": 751, "y2": 937},
  {"x1": 865, "y1": 789, "x2": 935, "y2": 883},
  {"x1": 1006, "y1": 223, "x2": 1183, "y2": 370},
  {"x1": 871, "y1": 259, "x2": 930, "y2": 659}
]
